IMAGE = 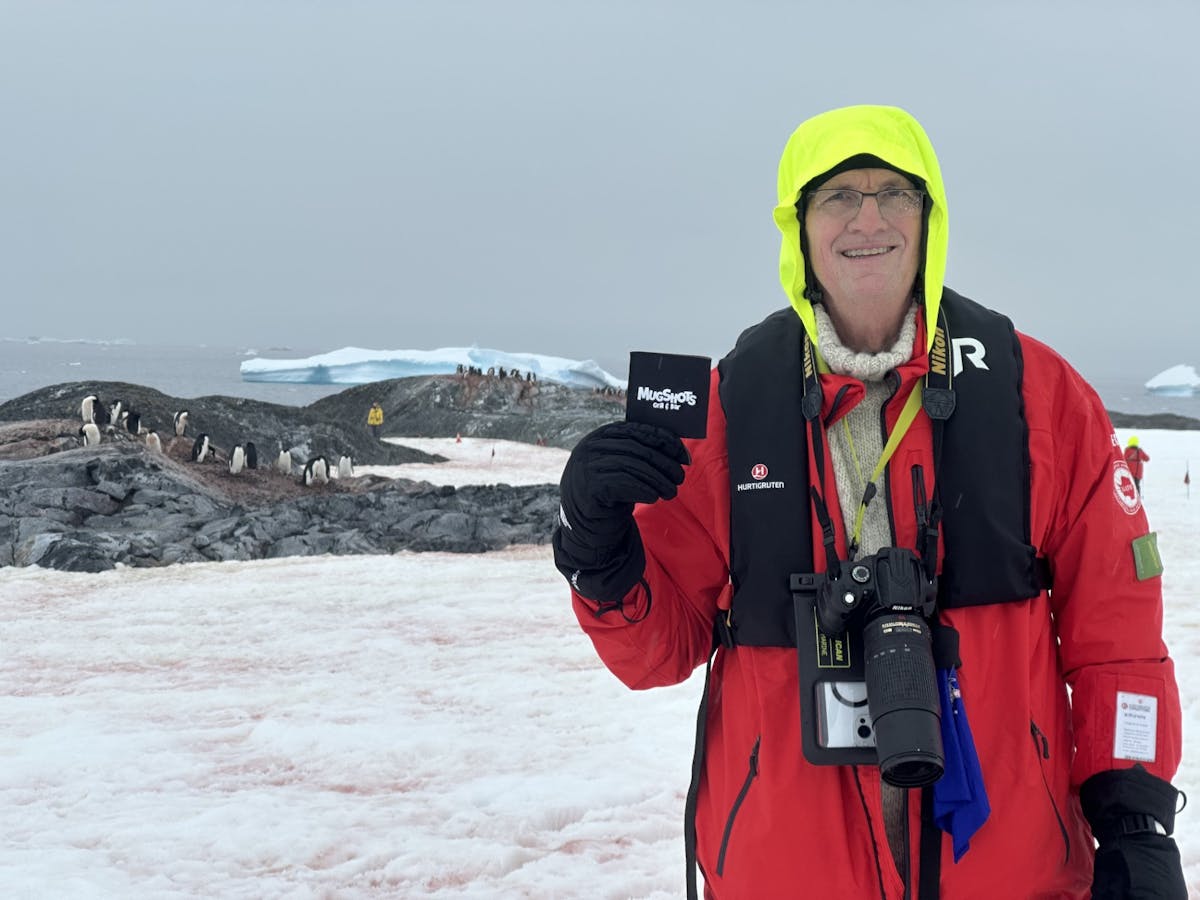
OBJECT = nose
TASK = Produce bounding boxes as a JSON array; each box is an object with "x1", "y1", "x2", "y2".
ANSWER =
[{"x1": 848, "y1": 194, "x2": 887, "y2": 230}]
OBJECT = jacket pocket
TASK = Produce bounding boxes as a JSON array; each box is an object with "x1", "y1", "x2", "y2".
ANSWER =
[
  {"x1": 1029, "y1": 719, "x2": 1070, "y2": 865},
  {"x1": 715, "y1": 735, "x2": 761, "y2": 877}
]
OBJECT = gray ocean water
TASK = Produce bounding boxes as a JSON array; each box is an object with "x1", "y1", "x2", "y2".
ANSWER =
[
  {"x1": 0, "y1": 339, "x2": 344, "y2": 408},
  {"x1": 2, "y1": 338, "x2": 1199, "y2": 422}
]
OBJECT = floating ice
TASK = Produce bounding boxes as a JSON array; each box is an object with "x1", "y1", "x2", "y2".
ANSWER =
[
  {"x1": 240, "y1": 346, "x2": 626, "y2": 391},
  {"x1": 1145, "y1": 364, "x2": 1200, "y2": 397}
]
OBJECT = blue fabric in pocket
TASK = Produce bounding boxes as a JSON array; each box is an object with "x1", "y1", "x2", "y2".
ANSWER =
[{"x1": 933, "y1": 668, "x2": 991, "y2": 861}]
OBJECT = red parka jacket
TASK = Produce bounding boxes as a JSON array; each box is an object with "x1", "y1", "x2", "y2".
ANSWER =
[
  {"x1": 572, "y1": 324, "x2": 1182, "y2": 898},
  {"x1": 1124, "y1": 444, "x2": 1150, "y2": 481},
  {"x1": 568, "y1": 107, "x2": 1182, "y2": 899}
]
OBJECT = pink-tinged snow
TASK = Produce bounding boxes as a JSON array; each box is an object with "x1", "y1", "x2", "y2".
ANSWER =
[
  {"x1": 357, "y1": 436, "x2": 570, "y2": 487},
  {"x1": 1, "y1": 429, "x2": 1197, "y2": 898}
]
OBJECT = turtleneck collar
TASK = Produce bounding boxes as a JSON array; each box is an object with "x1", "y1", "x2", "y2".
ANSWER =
[{"x1": 814, "y1": 303, "x2": 919, "y2": 382}]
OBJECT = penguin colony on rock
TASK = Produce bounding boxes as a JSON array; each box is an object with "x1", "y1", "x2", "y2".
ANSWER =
[{"x1": 78, "y1": 393, "x2": 353, "y2": 487}]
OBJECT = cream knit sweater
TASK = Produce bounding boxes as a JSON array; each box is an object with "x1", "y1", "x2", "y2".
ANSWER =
[{"x1": 813, "y1": 303, "x2": 918, "y2": 560}]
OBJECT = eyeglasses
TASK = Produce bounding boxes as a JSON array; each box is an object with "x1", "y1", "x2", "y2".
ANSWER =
[{"x1": 806, "y1": 188, "x2": 926, "y2": 221}]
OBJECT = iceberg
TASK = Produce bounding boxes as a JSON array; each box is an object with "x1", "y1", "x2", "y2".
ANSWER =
[
  {"x1": 1145, "y1": 364, "x2": 1200, "y2": 397},
  {"x1": 240, "y1": 346, "x2": 627, "y2": 392}
]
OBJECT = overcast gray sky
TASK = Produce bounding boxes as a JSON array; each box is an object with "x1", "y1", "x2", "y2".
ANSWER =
[{"x1": 2, "y1": 0, "x2": 1195, "y2": 382}]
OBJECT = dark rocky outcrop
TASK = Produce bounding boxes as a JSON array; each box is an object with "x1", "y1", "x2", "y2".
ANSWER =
[
  {"x1": 0, "y1": 440, "x2": 558, "y2": 572},
  {"x1": 0, "y1": 374, "x2": 618, "y2": 572},
  {"x1": 307, "y1": 372, "x2": 626, "y2": 448},
  {"x1": 1105, "y1": 411, "x2": 1200, "y2": 431},
  {"x1": 0, "y1": 374, "x2": 627, "y2": 460},
  {"x1": 0, "y1": 381, "x2": 444, "y2": 467}
]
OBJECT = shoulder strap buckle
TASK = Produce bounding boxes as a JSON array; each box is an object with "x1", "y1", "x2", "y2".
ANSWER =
[{"x1": 923, "y1": 386, "x2": 955, "y2": 420}]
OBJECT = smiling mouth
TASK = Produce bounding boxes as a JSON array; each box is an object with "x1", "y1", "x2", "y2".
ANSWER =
[{"x1": 842, "y1": 247, "x2": 893, "y2": 258}]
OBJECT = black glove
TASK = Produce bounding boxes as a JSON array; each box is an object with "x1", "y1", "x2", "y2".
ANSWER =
[
  {"x1": 1080, "y1": 764, "x2": 1187, "y2": 900},
  {"x1": 553, "y1": 421, "x2": 688, "y2": 603}
]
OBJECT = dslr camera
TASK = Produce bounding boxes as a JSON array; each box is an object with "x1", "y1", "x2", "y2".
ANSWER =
[{"x1": 806, "y1": 547, "x2": 944, "y2": 788}]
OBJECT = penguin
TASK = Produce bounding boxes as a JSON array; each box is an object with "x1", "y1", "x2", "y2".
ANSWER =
[
  {"x1": 276, "y1": 448, "x2": 292, "y2": 475},
  {"x1": 229, "y1": 445, "x2": 245, "y2": 475},
  {"x1": 110, "y1": 400, "x2": 123, "y2": 425},
  {"x1": 337, "y1": 455, "x2": 353, "y2": 478},
  {"x1": 145, "y1": 431, "x2": 163, "y2": 453},
  {"x1": 93, "y1": 399, "x2": 111, "y2": 427},
  {"x1": 125, "y1": 411, "x2": 142, "y2": 435},
  {"x1": 174, "y1": 410, "x2": 189, "y2": 437},
  {"x1": 81, "y1": 395, "x2": 97, "y2": 424},
  {"x1": 191, "y1": 433, "x2": 211, "y2": 463},
  {"x1": 302, "y1": 456, "x2": 329, "y2": 485},
  {"x1": 79, "y1": 423, "x2": 101, "y2": 447},
  {"x1": 244, "y1": 441, "x2": 258, "y2": 470}
]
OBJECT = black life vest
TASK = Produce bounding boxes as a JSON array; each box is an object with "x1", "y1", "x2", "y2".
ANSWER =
[{"x1": 716, "y1": 287, "x2": 1046, "y2": 648}]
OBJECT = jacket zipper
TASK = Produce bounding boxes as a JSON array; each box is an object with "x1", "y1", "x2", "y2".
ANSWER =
[
  {"x1": 1029, "y1": 719, "x2": 1070, "y2": 864},
  {"x1": 715, "y1": 735, "x2": 760, "y2": 876},
  {"x1": 852, "y1": 767, "x2": 891, "y2": 899}
]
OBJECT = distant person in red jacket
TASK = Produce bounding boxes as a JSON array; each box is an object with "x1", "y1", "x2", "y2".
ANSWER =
[{"x1": 1124, "y1": 436, "x2": 1150, "y2": 495}]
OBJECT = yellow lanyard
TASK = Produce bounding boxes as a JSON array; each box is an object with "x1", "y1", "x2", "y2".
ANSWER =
[{"x1": 848, "y1": 382, "x2": 924, "y2": 553}]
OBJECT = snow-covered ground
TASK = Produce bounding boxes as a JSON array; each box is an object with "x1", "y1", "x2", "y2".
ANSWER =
[
  {"x1": 1, "y1": 429, "x2": 1197, "y2": 898},
  {"x1": 357, "y1": 436, "x2": 570, "y2": 487}
]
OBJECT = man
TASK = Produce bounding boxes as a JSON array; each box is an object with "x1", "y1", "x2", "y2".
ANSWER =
[
  {"x1": 553, "y1": 106, "x2": 1184, "y2": 899},
  {"x1": 367, "y1": 401, "x2": 384, "y2": 439},
  {"x1": 1124, "y1": 435, "x2": 1151, "y2": 495}
]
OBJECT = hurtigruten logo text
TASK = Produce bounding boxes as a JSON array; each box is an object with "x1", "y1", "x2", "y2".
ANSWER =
[
  {"x1": 635, "y1": 386, "x2": 698, "y2": 411},
  {"x1": 735, "y1": 462, "x2": 785, "y2": 492}
]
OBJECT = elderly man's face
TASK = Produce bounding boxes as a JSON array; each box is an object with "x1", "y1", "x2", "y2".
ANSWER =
[{"x1": 804, "y1": 167, "x2": 923, "y2": 351}]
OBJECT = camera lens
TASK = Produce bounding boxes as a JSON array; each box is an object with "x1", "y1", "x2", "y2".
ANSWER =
[
  {"x1": 882, "y1": 751, "x2": 943, "y2": 788},
  {"x1": 862, "y1": 613, "x2": 944, "y2": 787}
]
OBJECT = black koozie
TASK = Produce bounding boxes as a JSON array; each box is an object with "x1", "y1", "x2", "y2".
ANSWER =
[{"x1": 625, "y1": 351, "x2": 711, "y2": 439}]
